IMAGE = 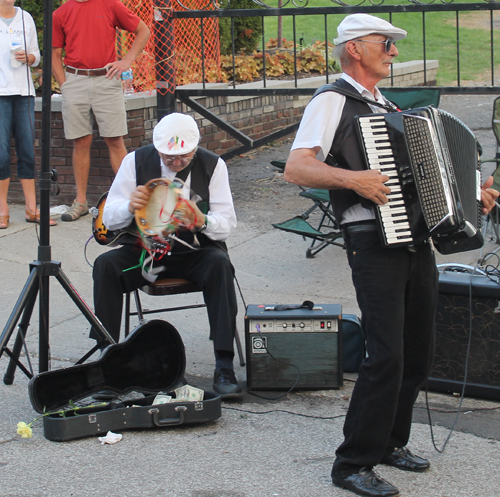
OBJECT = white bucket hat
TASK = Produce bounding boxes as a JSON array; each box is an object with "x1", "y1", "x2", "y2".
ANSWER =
[
  {"x1": 334, "y1": 14, "x2": 407, "y2": 45},
  {"x1": 153, "y1": 113, "x2": 200, "y2": 155}
]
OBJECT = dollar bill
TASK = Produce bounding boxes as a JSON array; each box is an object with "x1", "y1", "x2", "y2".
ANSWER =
[
  {"x1": 174, "y1": 384, "x2": 204, "y2": 402},
  {"x1": 153, "y1": 394, "x2": 173, "y2": 405}
]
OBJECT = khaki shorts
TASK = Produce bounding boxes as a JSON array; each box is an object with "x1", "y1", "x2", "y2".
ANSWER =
[{"x1": 60, "y1": 71, "x2": 128, "y2": 140}]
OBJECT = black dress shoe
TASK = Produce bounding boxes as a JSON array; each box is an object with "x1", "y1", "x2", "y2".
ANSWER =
[
  {"x1": 213, "y1": 368, "x2": 243, "y2": 399},
  {"x1": 332, "y1": 467, "x2": 399, "y2": 497},
  {"x1": 381, "y1": 447, "x2": 430, "y2": 472}
]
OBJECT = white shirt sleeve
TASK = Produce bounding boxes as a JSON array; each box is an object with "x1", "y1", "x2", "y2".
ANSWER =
[
  {"x1": 291, "y1": 91, "x2": 346, "y2": 163},
  {"x1": 26, "y1": 13, "x2": 40, "y2": 67},
  {"x1": 102, "y1": 152, "x2": 137, "y2": 230},
  {"x1": 203, "y1": 157, "x2": 237, "y2": 241}
]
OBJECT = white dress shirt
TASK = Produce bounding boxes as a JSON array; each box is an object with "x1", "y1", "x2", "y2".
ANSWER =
[{"x1": 103, "y1": 149, "x2": 237, "y2": 242}]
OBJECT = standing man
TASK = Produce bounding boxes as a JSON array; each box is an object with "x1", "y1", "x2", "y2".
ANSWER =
[
  {"x1": 285, "y1": 14, "x2": 498, "y2": 497},
  {"x1": 92, "y1": 113, "x2": 242, "y2": 398},
  {"x1": 52, "y1": 0, "x2": 150, "y2": 221}
]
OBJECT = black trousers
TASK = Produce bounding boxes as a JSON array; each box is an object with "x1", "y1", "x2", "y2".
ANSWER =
[
  {"x1": 332, "y1": 231, "x2": 438, "y2": 476},
  {"x1": 91, "y1": 243, "x2": 237, "y2": 353}
]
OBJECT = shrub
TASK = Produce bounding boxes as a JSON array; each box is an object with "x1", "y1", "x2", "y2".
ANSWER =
[{"x1": 219, "y1": 0, "x2": 263, "y2": 55}]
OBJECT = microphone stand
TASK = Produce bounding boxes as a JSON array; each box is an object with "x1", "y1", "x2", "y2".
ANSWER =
[{"x1": 0, "y1": 0, "x2": 115, "y2": 384}]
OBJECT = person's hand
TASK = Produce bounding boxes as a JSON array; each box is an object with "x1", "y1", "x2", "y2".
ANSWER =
[
  {"x1": 104, "y1": 60, "x2": 130, "y2": 80},
  {"x1": 128, "y1": 185, "x2": 150, "y2": 213},
  {"x1": 349, "y1": 169, "x2": 392, "y2": 205},
  {"x1": 14, "y1": 50, "x2": 30, "y2": 65},
  {"x1": 172, "y1": 199, "x2": 205, "y2": 230},
  {"x1": 480, "y1": 176, "x2": 499, "y2": 215}
]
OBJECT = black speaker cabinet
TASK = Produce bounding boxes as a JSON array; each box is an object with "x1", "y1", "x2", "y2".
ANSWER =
[
  {"x1": 429, "y1": 270, "x2": 500, "y2": 400},
  {"x1": 245, "y1": 304, "x2": 343, "y2": 391}
]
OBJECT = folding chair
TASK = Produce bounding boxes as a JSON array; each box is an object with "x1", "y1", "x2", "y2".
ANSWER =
[
  {"x1": 380, "y1": 87, "x2": 441, "y2": 110},
  {"x1": 271, "y1": 160, "x2": 344, "y2": 258},
  {"x1": 124, "y1": 278, "x2": 245, "y2": 366}
]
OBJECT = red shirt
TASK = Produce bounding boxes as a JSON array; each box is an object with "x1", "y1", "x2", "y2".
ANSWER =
[{"x1": 53, "y1": 0, "x2": 140, "y2": 69}]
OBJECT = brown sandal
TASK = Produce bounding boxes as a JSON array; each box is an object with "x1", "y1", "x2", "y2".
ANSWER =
[
  {"x1": 25, "y1": 209, "x2": 57, "y2": 226},
  {"x1": 0, "y1": 215, "x2": 9, "y2": 229}
]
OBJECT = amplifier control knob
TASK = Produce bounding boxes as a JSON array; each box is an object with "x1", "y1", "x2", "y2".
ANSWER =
[
  {"x1": 300, "y1": 322, "x2": 305, "y2": 328},
  {"x1": 282, "y1": 323, "x2": 287, "y2": 329}
]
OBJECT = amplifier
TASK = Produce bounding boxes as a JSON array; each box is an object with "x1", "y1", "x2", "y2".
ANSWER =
[
  {"x1": 245, "y1": 304, "x2": 343, "y2": 391},
  {"x1": 429, "y1": 269, "x2": 500, "y2": 400}
]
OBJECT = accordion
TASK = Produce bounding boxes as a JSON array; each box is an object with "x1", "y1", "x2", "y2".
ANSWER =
[{"x1": 356, "y1": 107, "x2": 483, "y2": 255}]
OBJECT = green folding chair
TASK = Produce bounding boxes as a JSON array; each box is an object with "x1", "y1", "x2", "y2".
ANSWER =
[
  {"x1": 380, "y1": 87, "x2": 441, "y2": 110},
  {"x1": 271, "y1": 161, "x2": 344, "y2": 258}
]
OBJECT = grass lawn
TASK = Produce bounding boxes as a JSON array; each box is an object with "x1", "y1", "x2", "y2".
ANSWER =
[{"x1": 262, "y1": 2, "x2": 500, "y2": 85}]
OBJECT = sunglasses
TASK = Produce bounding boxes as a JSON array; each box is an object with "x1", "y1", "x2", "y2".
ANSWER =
[{"x1": 355, "y1": 38, "x2": 395, "y2": 53}]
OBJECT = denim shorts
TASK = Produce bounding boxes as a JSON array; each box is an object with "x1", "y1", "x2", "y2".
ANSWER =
[{"x1": 0, "y1": 95, "x2": 35, "y2": 180}]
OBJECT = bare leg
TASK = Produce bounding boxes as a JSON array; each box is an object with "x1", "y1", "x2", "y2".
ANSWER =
[
  {"x1": 72, "y1": 134, "x2": 93, "y2": 204},
  {"x1": 0, "y1": 177, "x2": 10, "y2": 216},
  {"x1": 20, "y1": 178, "x2": 37, "y2": 214},
  {"x1": 104, "y1": 136, "x2": 127, "y2": 174},
  {"x1": 0, "y1": 178, "x2": 10, "y2": 227}
]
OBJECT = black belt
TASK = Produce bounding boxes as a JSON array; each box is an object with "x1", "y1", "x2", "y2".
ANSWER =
[
  {"x1": 342, "y1": 222, "x2": 378, "y2": 235},
  {"x1": 66, "y1": 67, "x2": 108, "y2": 77}
]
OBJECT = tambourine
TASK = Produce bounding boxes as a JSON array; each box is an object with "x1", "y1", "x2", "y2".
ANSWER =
[{"x1": 135, "y1": 178, "x2": 184, "y2": 236}]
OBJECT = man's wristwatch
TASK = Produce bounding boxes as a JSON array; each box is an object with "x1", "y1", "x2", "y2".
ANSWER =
[{"x1": 199, "y1": 216, "x2": 208, "y2": 232}]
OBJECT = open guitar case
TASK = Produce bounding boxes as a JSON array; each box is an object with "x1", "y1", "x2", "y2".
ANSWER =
[{"x1": 28, "y1": 319, "x2": 221, "y2": 442}]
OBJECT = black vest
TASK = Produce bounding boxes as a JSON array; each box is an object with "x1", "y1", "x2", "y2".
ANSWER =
[{"x1": 312, "y1": 79, "x2": 395, "y2": 224}]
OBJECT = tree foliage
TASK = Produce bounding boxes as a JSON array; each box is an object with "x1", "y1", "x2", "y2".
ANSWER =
[{"x1": 219, "y1": 0, "x2": 263, "y2": 55}]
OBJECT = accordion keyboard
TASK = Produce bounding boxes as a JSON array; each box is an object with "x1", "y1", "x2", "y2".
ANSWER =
[{"x1": 358, "y1": 115, "x2": 413, "y2": 245}]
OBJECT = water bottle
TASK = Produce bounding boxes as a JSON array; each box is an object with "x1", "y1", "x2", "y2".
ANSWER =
[
  {"x1": 121, "y1": 69, "x2": 134, "y2": 96},
  {"x1": 10, "y1": 34, "x2": 23, "y2": 68}
]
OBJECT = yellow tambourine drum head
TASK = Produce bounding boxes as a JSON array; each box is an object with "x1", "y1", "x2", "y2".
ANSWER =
[{"x1": 135, "y1": 178, "x2": 183, "y2": 236}]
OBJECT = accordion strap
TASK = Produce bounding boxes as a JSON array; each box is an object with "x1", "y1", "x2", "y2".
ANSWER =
[{"x1": 313, "y1": 83, "x2": 400, "y2": 113}]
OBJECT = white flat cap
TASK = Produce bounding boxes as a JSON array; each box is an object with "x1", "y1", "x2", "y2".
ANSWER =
[
  {"x1": 153, "y1": 113, "x2": 200, "y2": 155},
  {"x1": 334, "y1": 14, "x2": 407, "y2": 45}
]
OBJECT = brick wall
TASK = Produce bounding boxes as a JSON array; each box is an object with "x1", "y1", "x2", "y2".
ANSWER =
[{"x1": 8, "y1": 60, "x2": 438, "y2": 206}]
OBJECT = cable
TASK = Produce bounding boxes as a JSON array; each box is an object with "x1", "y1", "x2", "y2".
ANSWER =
[{"x1": 222, "y1": 405, "x2": 346, "y2": 421}]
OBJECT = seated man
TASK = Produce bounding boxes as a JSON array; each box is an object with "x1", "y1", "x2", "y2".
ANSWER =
[{"x1": 91, "y1": 113, "x2": 241, "y2": 398}]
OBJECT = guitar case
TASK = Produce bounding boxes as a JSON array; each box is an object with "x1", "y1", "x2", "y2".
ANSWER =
[{"x1": 28, "y1": 319, "x2": 221, "y2": 442}]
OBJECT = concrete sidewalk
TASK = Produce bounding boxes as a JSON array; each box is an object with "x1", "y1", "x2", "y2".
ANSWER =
[{"x1": 0, "y1": 95, "x2": 499, "y2": 497}]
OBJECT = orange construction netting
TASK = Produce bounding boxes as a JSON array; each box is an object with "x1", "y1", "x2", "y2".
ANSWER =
[{"x1": 119, "y1": 0, "x2": 222, "y2": 93}]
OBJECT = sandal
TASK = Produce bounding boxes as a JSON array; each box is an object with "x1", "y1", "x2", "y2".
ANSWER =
[
  {"x1": 61, "y1": 200, "x2": 89, "y2": 222},
  {"x1": 0, "y1": 215, "x2": 9, "y2": 229},
  {"x1": 26, "y1": 209, "x2": 57, "y2": 226}
]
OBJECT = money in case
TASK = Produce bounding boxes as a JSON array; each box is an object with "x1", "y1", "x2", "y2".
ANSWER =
[{"x1": 28, "y1": 320, "x2": 221, "y2": 441}]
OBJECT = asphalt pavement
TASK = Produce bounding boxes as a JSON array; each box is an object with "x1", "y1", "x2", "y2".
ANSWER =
[{"x1": 0, "y1": 94, "x2": 499, "y2": 497}]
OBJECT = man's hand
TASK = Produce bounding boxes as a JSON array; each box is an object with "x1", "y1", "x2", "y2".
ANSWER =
[
  {"x1": 481, "y1": 176, "x2": 500, "y2": 215},
  {"x1": 105, "y1": 60, "x2": 130, "y2": 80},
  {"x1": 346, "y1": 169, "x2": 391, "y2": 205},
  {"x1": 172, "y1": 199, "x2": 206, "y2": 230},
  {"x1": 128, "y1": 185, "x2": 151, "y2": 214}
]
